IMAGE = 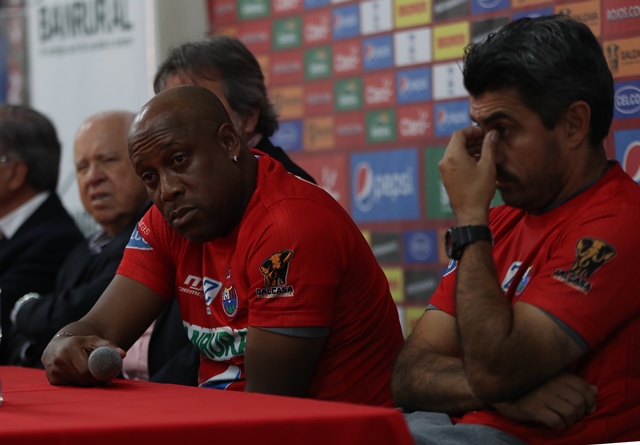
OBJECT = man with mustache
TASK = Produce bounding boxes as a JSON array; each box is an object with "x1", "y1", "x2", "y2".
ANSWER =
[
  {"x1": 41, "y1": 85, "x2": 404, "y2": 406},
  {"x1": 392, "y1": 15, "x2": 640, "y2": 445}
]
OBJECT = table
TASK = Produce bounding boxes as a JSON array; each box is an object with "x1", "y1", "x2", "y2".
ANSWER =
[{"x1": 0, "y1": 366, "x2": 413, "y2": 445}]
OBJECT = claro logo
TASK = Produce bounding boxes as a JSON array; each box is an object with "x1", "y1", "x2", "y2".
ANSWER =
[{"x1": 615, "y1": 85, "x2": 640, "y2": 114}]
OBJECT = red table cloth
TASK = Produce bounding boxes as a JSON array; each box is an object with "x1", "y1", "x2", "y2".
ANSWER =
[{"x1": 0, "y1": 366, "x2": 413, "y2": 445}]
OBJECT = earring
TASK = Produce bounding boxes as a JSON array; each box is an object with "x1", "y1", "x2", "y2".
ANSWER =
[{"x1": 233, "y1": 155, "x2": 238, "y2": 163}]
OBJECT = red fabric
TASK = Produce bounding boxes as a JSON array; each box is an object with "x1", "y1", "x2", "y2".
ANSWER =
[
  {"x1": 0, "y1": 366, "x2": 413, "y2": 445},
  {"x1": 117, "y1": 153, "x2": 404, "y2": 406},
  {"x1": 430, "y1": 163, "x2": 640, "y2": 444}
]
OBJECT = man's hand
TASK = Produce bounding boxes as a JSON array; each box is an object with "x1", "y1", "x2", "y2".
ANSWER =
[
  {"x1": 492, "y1": 373, "x2": 597, "y2": 431},
  {"x1": 41, "y1": 333, "x2": 126, "y2": 387},
  {"x1": 439, "y1": 126, "x2": 498, "y2": 225}
]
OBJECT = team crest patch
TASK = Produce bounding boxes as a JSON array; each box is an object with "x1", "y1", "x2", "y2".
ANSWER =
[
  {"x1": 552, "y1": 238, "x2": 616, "y2": 294},
  {"x1": 203, "y1": 276, "x2": 222, "y2": 306},
  {"x1": 256, "y1": 250, "x2": 295, "y2": 298},
  {"x1": 126, "y1": 227, "x2": 153, "y2": 250},
  {"x1": 222, "y1": 286, "x2": 239, "y2": 318}
]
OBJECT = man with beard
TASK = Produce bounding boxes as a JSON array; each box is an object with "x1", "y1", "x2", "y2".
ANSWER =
[{"x1": 391, "y1": 15, "x2": 640, "y2": 445}]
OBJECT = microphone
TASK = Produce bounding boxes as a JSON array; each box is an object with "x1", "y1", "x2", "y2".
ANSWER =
[{"x1": 88, "y1": 346, "x2": 122, "y2": 382}]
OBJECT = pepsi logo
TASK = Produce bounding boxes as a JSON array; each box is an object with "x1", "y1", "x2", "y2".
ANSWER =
[
  {"x1": 623, "y1": 141, "x2": 640, "y2": 182},
  {"x1": 353, "y1": 162, "x2": 374, "y2": 212}
]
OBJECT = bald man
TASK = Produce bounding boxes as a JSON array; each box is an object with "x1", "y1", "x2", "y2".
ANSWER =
[
  {"x1": 7, "y1": 111, "x2": 150, "y2": 368},
  {"x1": 42, "y1": 85, "x2": 403, "y2": 407}
]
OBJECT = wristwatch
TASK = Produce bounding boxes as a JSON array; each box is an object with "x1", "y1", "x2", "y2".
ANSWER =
[{"x1": 445, "y1": 226, "x2": 493, "y2": 260}]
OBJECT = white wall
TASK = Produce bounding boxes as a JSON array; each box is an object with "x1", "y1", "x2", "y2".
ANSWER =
[{"x1": 26, "y1": 0, "x2": 207, "y2": 232}]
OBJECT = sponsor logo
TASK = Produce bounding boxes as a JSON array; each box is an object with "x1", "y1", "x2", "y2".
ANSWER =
[
  {"x1": 126, "y1": 226, "x2": 152, "y2": 250},
  {"x1": 222, "y1": 286, "x2": 238, "y2": 318},
  {"x1": 552, "y1": 238, "x2": 616, "y2": 294},
  {"x1": 304, "y1": 10, "x2": 331, "y2": 44},
  {"x1": 304, "y1": 0, "x2": 330, "y2": 8},
  {"x1": 334, "y1": 111, "x2": 365, "y2": 148},
  {"x1": 395, "y1": 0, "x2": 432, "y2": 28},
  {"x1": 605, "y1": 37, "x2": 640, "y2": 78},
  {"x1": 272, "y1": 85, "x2": 304, "y2": 119},
  {"x1": 202, "y1": 277, "x2": 222, "y2": 306},
  {"x1": 333, "y1": 40, "x2": 361, "y2": 75},
  {"x1": 184, "y1": 323, "x2": 247, "y2": 361},
  {"x1": 238, "y1": 0, "x2": 269, "y2": 19},
  {"x1": 434, "y1": 0, "x2": 469, "y2": 21},
  {"x1": 501, "y1": 262, "x2": 523, "y2": 292},
  {"x1": 364, "y1": 73, "x2": 395, "y2": 107},
  {"x1": 360, "y1": 0, "x2": 394, "y2": 35},
  {"x1": 432, "y1": 61, "x2": 466, "y2": 100},
  {"x1": 555, "y1": 1, "x2": 600, "y2": 36},
  {"x1": 371, "y1": 232, "x2": 402, "y2": 263},
  {"x1": 614, "y1": 81, "x2": 640, "y2": 118},
  {"x1": 305, "y1": 80, "x2": 333, "y2": 115},
  {"x1": 257, "y1": 250, "x2": 295, "y2": 297},
  {"x1": 434, "y1": 21, "x2": 470, "y2": 61},
  {"x1": 404, "y1": 269, "x2": 441, "y2": 303},
  {"x1": 334, "y1": 78, "x2": 363, "y2": 111},
  {"x1": 363, "y1": 35, "x2": 394, "y2": 71},
  {"x1": 270, "y1": 50, "x2": 303, "y2": 85},
  {"x1": 332, "y1": 4, "x2": 360, "y2": 40},
  {"x1": 615, "y1": 129, "x2": 640, "y2": 182},
  {"x1": 178, "y1": 274, "x2": 205, "y2": 297},
  {"x1": 435, "y1": 99, "x2": 470, "y2": 137},
  {"x1": 211, "y1": 0, "x2": 236, "y2": 25},
  {"x1": 304, "y1": 116, "x2": 335, "y2": 150},
  {"x1": 394, "y1": 27, "x2": 432, "y2": 66},
  {"x1": 397, "y1": 67, "x2": 431, "y2": 104},
  {"x1": 305, "y1": 47, "x2": 332, "y2": 79},
  {"x1": 273, "y1": 0, "x2": 302, "y2": 15},
  {"x1": 270, "y1": 120, "x2": 303, "y2": 151},
  {"x1": 404, "y1": 230, "x2": 438, "y2": 263},
  {"x1": 351, "y1": 148, "x2": 419, "y2": 222},
  {"x1": 273, "y1": 17, "x2": 302, "y2": 50},
  {"x1": 366, "y1": 109, "x2": 397, "y2": 143},
  {"x1": 398, "y1": 104, "x2": 432, "y2": 140},
  {"x1": 471, "y1": 0, "x2": 509, "y2": 14},
  {"x1": 512, "y1": 7, "x2": 553, "y2": 21}
]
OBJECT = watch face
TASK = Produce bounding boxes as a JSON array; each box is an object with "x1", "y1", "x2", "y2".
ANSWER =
[{"x1": 445, "y1": 228, "x2": 459, "y2": 260}]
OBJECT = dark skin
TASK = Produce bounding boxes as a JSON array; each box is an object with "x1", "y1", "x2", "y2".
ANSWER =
[{"x1": 42, "y1": 86, "x2": 326, "y2": 396}]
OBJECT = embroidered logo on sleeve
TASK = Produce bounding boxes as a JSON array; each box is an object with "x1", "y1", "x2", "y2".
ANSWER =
[
  {"x1": 126, "y1": 226, "x2": 153, "y2": 250},
  {"x1": 256, "y1": 250, "x2": 295, "y2": 298},
  {"x1": 552, "y1": 238, "x2": 616, "y2": 294}
]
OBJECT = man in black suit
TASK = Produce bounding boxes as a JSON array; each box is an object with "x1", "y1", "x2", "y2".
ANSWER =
[
  {"x1": 0, "y1": 104, "x2": 84, "y2": 364},
  {"x1": 7, "y1": 111, "x2": 151, "y2": 368}
]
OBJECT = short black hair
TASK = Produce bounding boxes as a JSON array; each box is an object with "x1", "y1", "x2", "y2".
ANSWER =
[
  {"x1": 463, "y1": 14, "x2": 613, "y2": 148},
  {"x1": 154, "y1": 35, "x2": 279, "y2": 137},
  {"x1": 0, "y1": 104, "x2": 60, "y2": 191}
]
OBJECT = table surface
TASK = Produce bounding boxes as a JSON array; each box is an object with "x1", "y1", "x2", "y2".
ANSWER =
[{"x1": 0, "y1": 366, "x2": 413, "y2": 445}]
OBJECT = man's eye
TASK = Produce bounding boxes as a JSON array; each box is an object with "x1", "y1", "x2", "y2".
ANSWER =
[
  {"x1": 172, "y1": 155, "x2": 185, "y2": 165},
  {"x1": 141, "y1": 173, "x2": 155, "y2": 183}
]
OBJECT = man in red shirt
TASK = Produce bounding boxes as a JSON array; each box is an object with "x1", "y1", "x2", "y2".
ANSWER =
[
  {"x1": 392, "y1": 15, "x2": 640, "y2": 445},
  {"x1": 42, "y1": 85, "x2": 404, "y2": 406}
]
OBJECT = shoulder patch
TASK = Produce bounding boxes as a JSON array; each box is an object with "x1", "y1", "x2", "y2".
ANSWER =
[
  {"x1": 126, "y1": 227, "x2": 152, "y2": 250},
  {"x1": 552, "y1": 237, "x2": 616, "y2": 294}
]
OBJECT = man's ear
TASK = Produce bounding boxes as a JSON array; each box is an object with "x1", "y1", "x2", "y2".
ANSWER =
[
  {"x1": 242, "y1": 107, "x2": 260, "y2": 136},
  {"x1": 7, "y1": 160, "x2": 28, "y2": 192},
  {"x1": 563, "y1": 101, "x2": 591, "y2": 150},
  {"x1": 218, "y1": 122, "x2": 242, "y2": 160}
]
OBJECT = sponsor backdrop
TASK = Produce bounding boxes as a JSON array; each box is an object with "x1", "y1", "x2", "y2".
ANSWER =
[{"x1": 207, "y1": 0, "x2": 640, "y2": 336}]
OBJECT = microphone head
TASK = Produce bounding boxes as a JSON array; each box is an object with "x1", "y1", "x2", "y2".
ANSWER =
[{"x1": 88, "y1": 346, "x2": 122, "y2": 382}]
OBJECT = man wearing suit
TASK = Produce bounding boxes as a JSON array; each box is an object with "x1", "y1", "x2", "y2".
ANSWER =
[
  {"x1": 0, "y1": 104, "x2": 84, "y2": 364},
  {"x1": 7, "y1": 111, "x2": 151, "y2": 368}
]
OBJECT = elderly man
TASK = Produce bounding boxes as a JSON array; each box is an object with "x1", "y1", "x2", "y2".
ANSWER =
[
  {"x1": 42, "y1": 85, "x2": 403, "y2": 406},
  {"x1": 0, "y1": 105, "x2": 83, "y2": 364},
  {"x1": 7, "y1": 111, "x2": 150, "y2": 368}
]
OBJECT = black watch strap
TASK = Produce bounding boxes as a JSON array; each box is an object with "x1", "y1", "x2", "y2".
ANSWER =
[{"x1": 446, "y1": 225, "x2": 493, "y2": 260}]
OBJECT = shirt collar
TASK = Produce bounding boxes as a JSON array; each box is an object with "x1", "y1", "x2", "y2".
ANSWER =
[{"x1": 0, "y1": 191, "x2": 50, "y2": 240}]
